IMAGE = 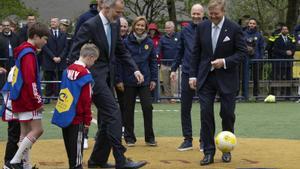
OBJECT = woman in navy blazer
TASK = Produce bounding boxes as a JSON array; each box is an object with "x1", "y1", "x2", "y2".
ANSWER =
[{"x1": 116, "y1": 16, "x2": 158, "y2": 147}]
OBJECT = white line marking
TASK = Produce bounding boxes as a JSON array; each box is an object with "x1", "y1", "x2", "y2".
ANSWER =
[
  {"x1": 135, "y1": 109, "x2": 179, "y2": 112},
  {"x1": 91, "y1": 109, "x2": 178, "y2": 125}
]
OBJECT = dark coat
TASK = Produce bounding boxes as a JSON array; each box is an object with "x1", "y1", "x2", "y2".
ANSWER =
[
  {"x1": 158, "y1": 32, "x2": 180, "y2": 66},
  {"x1": 116, "y1": 33, "x2": 158, "y2": 86},
  {"x1": 18, "y1": 25, "x2": 28, "y2": 43},
  {"x1": 243, "y1": 28, "x2": 265, "y2": 59},
  {"x1": 189, "y1": 18, "x2": 247, "y2": 93},
  {"x1": 74, "y1": 8, "x2": 99, "y2": 35},
  {"x1": 272, "y1": 34, "x2": 296, "y2": 68},
  {"x1": 0, "y1": 32, "x2": 20, "y2": 68},
  {"x1": 42, "y1": 29, "x2": 68, "y2": 71},
  {"x1": 69, "y1": 15, "x2": 138, "y2": 95},
  {"x1": 171, "y1": 22, "x2": 197, "y2": 73}
]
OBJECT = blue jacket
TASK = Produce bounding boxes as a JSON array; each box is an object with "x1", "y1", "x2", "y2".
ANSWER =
[
  {"x1": 171, "y1": 22, "x2": 197, "y2": 74},
  {"x1": 116, "y1": 33, "x2": 158, "y2": 86},
  {"x1": 74, "y1": 7, "x2": 98, "y2": 35},
  {"x1": 158, "y1": 32, "x2": 180, "y2": 66},
  {"x1": 243, "y1": 28, "x2": 265, "y2": 59}
]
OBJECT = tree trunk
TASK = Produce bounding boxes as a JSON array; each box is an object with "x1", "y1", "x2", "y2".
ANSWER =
[
  {"x1": 167, "y1": 0, "x2": 177, "y2": 28},
  {"x1": 286, "y1": 0, "x2": 300, "y2": 31}
]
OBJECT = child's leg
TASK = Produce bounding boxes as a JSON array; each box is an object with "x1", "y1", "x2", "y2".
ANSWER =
[
  {"x1": 22, "y1": 126, "x2": 33, "y2": 169},
  {"x1": 4, "y1": 121, "x2": 20, "y2": 163},
  {"x1": 10, "y1": 119, "x2": 43, "y2": 164},
  {"x1": 62, "y1": 123, "x2": 84, "y2": 169},
  {"x1": 83, "y1": 127, "x2": 89, "y2": 149}
]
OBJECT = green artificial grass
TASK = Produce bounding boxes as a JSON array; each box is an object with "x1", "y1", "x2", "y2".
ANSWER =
[{"x1": 0, "y1": 102, "x2": 299, "y2": 141}]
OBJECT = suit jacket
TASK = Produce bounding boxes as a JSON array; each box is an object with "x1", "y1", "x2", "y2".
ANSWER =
[
  {"x1": 272, "y1": 34, "x2": 296, "y2": 59},
  {"x1": 69, "y1": 15, "x2": 138, "y2": 94},
  {"x1": 18, "y1": 25, "x2": 28, "y2": 43},
  {"x1": 189, "y1": 18, "x2": 247, "y2": 93},
  {"x1": 42, "y1": 29, "x2": 68, "y2": 71},
  {"x1": 272, "y1": 34, "x2": 296, "y2": 68}
]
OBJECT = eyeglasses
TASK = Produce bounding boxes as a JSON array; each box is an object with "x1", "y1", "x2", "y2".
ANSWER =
[{"x1": 2, "y1": 25, "x2": 10, "y2": 27}]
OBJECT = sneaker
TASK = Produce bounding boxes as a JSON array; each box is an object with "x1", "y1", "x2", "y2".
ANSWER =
[
  {"x1": 3, "y1": 164, "x2": 10, "y2": 169},
  {"x1": 177, "y1": 140, "x2": 193, "y2": 151},
  {"x1": 23, "y1": 163, "x2": 32, "y2": 169},
  {"x1": 296, "y1": 99, "x2": 300, "y2": 103},
  {"x1": 84, "y1": 138, "x2": 88, "y2": 149},
  {"x1": 5, "y1": 162, "x2": 23, "y2": 169},
  {"x1": 145, "y1": 140, "x2": 157, "y2": 146},
  {"x1": 199, "y1": 142, "x2": 204, "y2": 152},
  {"x1": 126, "y1": 141, "x2": 135, "y2": 147}
]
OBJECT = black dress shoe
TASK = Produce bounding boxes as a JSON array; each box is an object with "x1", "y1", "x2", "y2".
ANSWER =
[
  {"x1": 200, "y1": 154, "x2": 214, "y2": 166},
  {"x1": 88, "y1": 161, "x2": 115, "y2": 168},
  {"x1": 117, "y1": 158, "x2": 147, "y2": 169},
  {"x1": 222, "y1": 152, "x2": 231, "y2": 163}
]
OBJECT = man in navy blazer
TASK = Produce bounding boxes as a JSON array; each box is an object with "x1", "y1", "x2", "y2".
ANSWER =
[
  {"x1": 189, "y1": 0, "x2": 246, "y2": 165},
  {"x1": 42, "y1": 17, "x2": 68, "y2": 103},
  {"x1": 69, "y1": 0, "x2": 146, "y2": 169}
]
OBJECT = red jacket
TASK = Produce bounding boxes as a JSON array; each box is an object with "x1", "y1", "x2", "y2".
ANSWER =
[
  {"x1": 68, "y1": 61, "x2": 92, "y2": 126},
  {"x1": 12, "y1": 42, "x2": 43, "y2": 112}
]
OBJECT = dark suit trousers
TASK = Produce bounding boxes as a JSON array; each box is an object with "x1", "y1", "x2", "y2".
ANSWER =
[
  {"x1": 198, "y1": 71, "x2": 236, "y2": 155},
  {"x1": 181, "y1": 72, "x2": 196, "y2": 141},
  {"x1": 123, "y1": 85, "x2": 155, "y2": 143},
  {"x1": 4, "y1": 121, "x2": 20, "y2": 163},
  {"x1": 44, "y1": 70, "x2": 63, "y2": 97},
  {"x1": 89, "y1": 82, "x2": 126, "y2": 167},
  {"x1": 115, "y1": 87, "x2": 125, "y2": 127}
]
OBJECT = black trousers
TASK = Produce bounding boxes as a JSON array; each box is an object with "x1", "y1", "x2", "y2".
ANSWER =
[
  {"x1": 89, "y1": 82, "x2": 126, "y2": 168},
  {"x1": 4, "y1": 121, "x2": 20, "y2": 163},
  {"x1": 115, "y1": 87, "x2": 125, "y2": 126},
  {"x1": 44, "y1": 70, "x2": 62, "y2": 97},
  {"x1": 123, "y1": 85, "x2": 155, "y2": 143},
  {"x1": 251, "y1": 63, "x2": 262, "y2": 96},
  {"x1": 62, "y1": 123, "x2": 84, "y2": 169},
  {"x1": 198, "y1": 72, "x2": 236, "y2": 155},
  {"x1": 181, "y1": 72, "x2": 197, "y2": 141}
]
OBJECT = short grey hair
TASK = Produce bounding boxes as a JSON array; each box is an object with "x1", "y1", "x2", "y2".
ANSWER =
[
  {"x1": 80, "y1": 43, "x2": 100, "y2": 58},
  {"x1": 165, "y1": 21, "x2": 175, "y2": 28},
  {"x1": 102, "y1": 0, "x2": 123, "y2": 7}
]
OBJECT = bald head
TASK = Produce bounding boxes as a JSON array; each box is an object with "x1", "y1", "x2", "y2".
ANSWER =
[{"x1": 191, "y1": 4, "x2": 204, "y2": 24}]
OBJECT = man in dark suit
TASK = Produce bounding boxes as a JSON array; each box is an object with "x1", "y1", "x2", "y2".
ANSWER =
[
  {"x1": 18, "y1": 14, "x2": 36, "y2": 43},
  {"x1": 271, "y1": 25, "x2": 296, "y2": 97},
  {"x1": 189, "y1": 0, "x2": 246, "y2": 166},
  {"x1": 69, "y1": 0, "x2": 146, "y2": 169},
  {"x1": 42, "y1": 17, "x2": 68, "y2": 104}
]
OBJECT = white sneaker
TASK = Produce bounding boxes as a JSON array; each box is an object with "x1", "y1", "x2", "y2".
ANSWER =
[
  {"x1": 23, "y1": 164, "x2": 33, "y2": 169},
  {"x1": 84, "y1": 138, "x2": 88, "y2": 149},
  {"x1": 3, "y1": 165, "x2": 10, "y2": 169}
]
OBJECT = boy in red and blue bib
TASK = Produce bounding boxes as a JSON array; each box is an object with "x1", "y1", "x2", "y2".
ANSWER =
[{"x1": 52, "y1": 43, "x2": 99, "y2": 169}]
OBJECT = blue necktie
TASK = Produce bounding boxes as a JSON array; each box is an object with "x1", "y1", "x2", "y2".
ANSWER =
[
  {"x1": 106, "y1": 23, "x2": 111, "y2": 56},
  {"x1": 212, "y1": 25, "x2": 219, "y2": 53},
  {"x1": 8, "y1": 41, "x2": 13, "y2": 58}
]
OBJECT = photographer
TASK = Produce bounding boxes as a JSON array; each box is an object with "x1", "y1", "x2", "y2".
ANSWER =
[{"x1": 242, "y1": 18, "x2": 265, "y2": 100}]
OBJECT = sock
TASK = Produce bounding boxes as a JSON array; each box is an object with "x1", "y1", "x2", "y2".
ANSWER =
[
  {"x1": 10, "y1": 136, "x2": 35, "y2": 164},
  {"x1": 17, "y1": 136, "x2": 32, "y2": 168},
  {"x1": 18, "y1": 136, "x2": 24, "y2": 147},
  {"x1": 22, "y1": 147, "x2": 32, "y2": 169}
]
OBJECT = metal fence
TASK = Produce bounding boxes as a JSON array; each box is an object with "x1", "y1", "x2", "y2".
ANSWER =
[{"x1": 1, "y1": 58, "x2": 299, "y2": 101}]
